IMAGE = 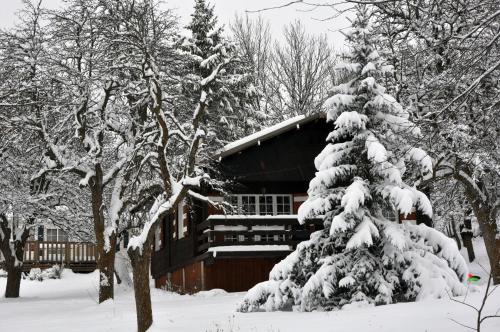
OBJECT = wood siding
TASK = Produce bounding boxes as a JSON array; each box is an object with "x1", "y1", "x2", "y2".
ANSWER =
[
  {"x1": 155, "y1": 257, "x2": 283, "y2": 293},
  {"x1": 204, "y1": 257, "x2": 282, "y2": 292}
]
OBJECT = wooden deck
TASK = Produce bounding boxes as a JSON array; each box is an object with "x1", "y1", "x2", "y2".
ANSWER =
[{"x1": 22, "y1": 241, "x2": 97, "y2": 272}]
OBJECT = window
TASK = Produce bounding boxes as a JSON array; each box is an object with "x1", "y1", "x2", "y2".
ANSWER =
[
  {"x1": 46, "y1": 229, "x2": 69, "y2": 242},
  {"x1": 224, "y1": 234, "x2": 246, "y2": 242},
  {"x1": 155, "y1": 225, "x2": 161, "y2": 251},
  {"x1": 58, "y1": 230, "x2": 68, "y2": 242},
  {"x1": 259, "y1": 196, "x2": 273, "y2": 215},
  {"x1": 227, "y1": 196, "x2": 239, "y2": 214},
  {"x1": 276, "y1": 195, "x2": 292, "y2": 215},
  {"x1": 224, "y1": 234, "x2": 238, "y2": 242},
  {"x1": 254, "y1": 234, "x2": 285, "y2": 242},
  {"x1": 241, "y1": 195, "x2": 256, "y2": 214},
  {"x1": 227, "y1": 194, "x2": 293, "y2": 216},
  {"x1": 46, "y1": 229, "x2": 57, "y2": 242},
  {"x1": 262, "y1": 234, "x2": 274, "y2": 242},
  {"x1": 177, "y1": 200, "x2": 188, "y2": 239}
]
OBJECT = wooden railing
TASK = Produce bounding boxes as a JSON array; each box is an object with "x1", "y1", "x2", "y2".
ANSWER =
[
  {"x1": 150, "y1": 216, "x2": 322, "y2": 278},
  {"x1": 196, "y1": 215, "x2": 322, "y2": 254},
  {"x1": 23, "y1": 241, "x2": 96, "y2": 265}
]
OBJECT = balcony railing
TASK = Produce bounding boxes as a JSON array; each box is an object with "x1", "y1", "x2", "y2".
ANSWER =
[
  {"x1": 150, "y1": 215, "x2": 322, "y2": 278},
  {"x1": 196, "y1": 214, "x2": 322, "y2": 254},
  {"x1": 22, "y1": 241, "x2": 97, "y2": 271}
]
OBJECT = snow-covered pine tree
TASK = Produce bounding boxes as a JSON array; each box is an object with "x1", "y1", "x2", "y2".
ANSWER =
[
  {"x1": 238, "y1": 5, "x2": 468, "y2": 313},
  {"x1": 183, "y1": 0, "x2": 261, "y2": 145}
]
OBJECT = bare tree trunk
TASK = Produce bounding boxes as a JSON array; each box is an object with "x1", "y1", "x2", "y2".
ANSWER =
[
  {"x1": 97, "y1": 246, "x2": 116, "y2": 302},
  {"x1": 91, "y1": 165, "x2": 117, "y2": 303},
  {"x1": 474, "y1": 209, "x2": 499, "y2": 284},
  {"x1": 448, "y1": 217, "x2": 462, "y2": 250},
  {"x1": 5, "y1": 266, "x2": 23, "y2": 298},
  {"x1": 462, "y1": 187, "x2": 499, "y2": 284},
  {"x1": 129, "y1": 243, "x2": 153, "y2": 332},
  {"x1": 0, "y1": 214, "x2": 30, "y2": 298},
  {"x1": 460, "y1": 218, "x2": 475, "y2": 262}
]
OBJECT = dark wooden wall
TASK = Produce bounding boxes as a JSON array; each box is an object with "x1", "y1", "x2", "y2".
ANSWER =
[
  {"x1": 205, "y1": 257, "x2": 282, "y2": 292},
  {"x1": 154, "y1": 256, "x2": 285, "y2": 293},
  {"x1": 219, "y1": 117, "x2": 332, "y2": 194}
]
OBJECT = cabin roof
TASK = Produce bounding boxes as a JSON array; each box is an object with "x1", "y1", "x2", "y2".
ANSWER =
[{"x1": 217, "y1": 112, "x2": 324, "y2": 159}]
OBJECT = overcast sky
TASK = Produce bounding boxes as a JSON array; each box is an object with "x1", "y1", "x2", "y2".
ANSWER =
[{"x1": 0, "y1": 0, "x2": 348, "y2": 47}]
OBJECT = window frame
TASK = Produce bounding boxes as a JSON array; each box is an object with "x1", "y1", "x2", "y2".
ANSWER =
[
  {"x1": 46, "y1": 229, "x2": 58, "y2": 242},
  {"x1": 177, "y1": 200, "x2": 188, "y2": 240},
  {"x1": 45, "y1": 228, "x2": 69, "y2": 242},
  {"x1": 226, "y1": 194, "x2": 293, "y2": 216}
]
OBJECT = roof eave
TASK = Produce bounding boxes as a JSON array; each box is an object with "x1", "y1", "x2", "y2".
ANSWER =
[{"x1": 215, "y1": 112, "x2": 325, "y2": 160}]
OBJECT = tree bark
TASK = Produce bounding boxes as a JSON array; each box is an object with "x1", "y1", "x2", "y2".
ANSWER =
[
  {"x1": 460, "y1": 218, "x2": 475, "y2": 262},
  {"x1": 448, "y1": 217, "x2": 462, "y2": 250},
  {"x1": 5, "y1": 266, "x2": 23, "y2": 298},
  {"x1": 97, "y1": 245, "x2": 116, "y2": 302},
  {"x1": 129, "y1": 244, "x2": 153, "y2": 332},
  {"x1": 90, "y1": 164, "x2": 117, "y2": 303},
  {"x1": 0, "y1": 214, "x2": 30, "y2": 298},
  {"x1": 473, "y1": 207, "x2": 499, "y2": 284},
  {"x1": 461, "y1": 185, "x2": 499, "y2": 284}
]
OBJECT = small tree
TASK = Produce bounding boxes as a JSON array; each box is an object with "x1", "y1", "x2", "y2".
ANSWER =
[
  {"x1": 450, "y1": 270, "x2": 500, "y2": 332},
  {"x1": 238, "y1": 5, "x2": 467, "y2": 312}
]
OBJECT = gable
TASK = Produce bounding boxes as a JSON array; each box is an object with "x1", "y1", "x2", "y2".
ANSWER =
[{"x1": 218, "y1": 114, "x2": 332, "y2": 187}]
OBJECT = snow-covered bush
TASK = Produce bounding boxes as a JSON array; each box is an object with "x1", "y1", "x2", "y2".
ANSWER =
[
  {"x1": 45, "y1": 264, "x2": 63, "y2": 279},
  {"x1": 238, "y1": 6, "x2": 467, "y2": 313},
  {"x1": 26, "y1": 268, "x2": 44, "y2": 281},
  {"x1": 25, "y1": 265, "x2": 63, "y2": 281},
  {"x1": 0, "y1": 268, "x2": 7, "y2": 278}
]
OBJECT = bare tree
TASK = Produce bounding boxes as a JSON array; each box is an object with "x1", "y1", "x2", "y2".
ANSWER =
[
  {"x1": 230, "y1": 14, "x2": 273, "y2": 119},
  {"x1": 268, "y1": 20, "x2": 333, "y2": 120},
  {"x1": 0, "y1": 0, "x2": 49, "y2": 298},
  {"x1": 29, "y1": 0, "x2": 155, "y2": 302},
  {"x1": 93, "y1": 1, "x2": 234, "y2": 330}
]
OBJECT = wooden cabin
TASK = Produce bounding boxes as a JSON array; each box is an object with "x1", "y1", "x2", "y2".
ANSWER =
[
  {"x1": 151, "y1": 113, "x2": 329, "y2": 293},
  {"x1": 151, "y1": 113, "x2": 421, "y2": 293}
]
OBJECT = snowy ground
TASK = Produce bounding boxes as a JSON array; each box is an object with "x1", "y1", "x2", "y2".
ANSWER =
[{"x1": 1, "y1": 238, "x2": 499, "y2": 332}]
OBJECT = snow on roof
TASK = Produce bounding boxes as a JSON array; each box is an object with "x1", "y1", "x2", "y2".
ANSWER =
[
  {"x1": 208, "y1": 245, "x2": 292, "y2": 257},
  {"x1": 216, "y1": 113, "x2": 323, "y2": 159}
]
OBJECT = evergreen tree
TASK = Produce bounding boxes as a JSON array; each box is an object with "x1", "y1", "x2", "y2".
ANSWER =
[
  {"x1": 238, "y1": 6, "x2": 468, "y2": 312},
  {"x1": 183, "y1": 0, "x2": 261, "y2": 145}
]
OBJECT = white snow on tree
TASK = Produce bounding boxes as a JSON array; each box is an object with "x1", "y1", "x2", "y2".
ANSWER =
[
  {"x1": 238, "y1": 5, "x2": 467, "y2": 313},
  {"x1": 182, "y1": 0, "x2": 261, "y2": 146}
]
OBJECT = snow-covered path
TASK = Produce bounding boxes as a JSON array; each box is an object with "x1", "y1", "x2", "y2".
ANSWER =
[{"x1": 1, "y1": 239, "x2": 499, "y2": 332}]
